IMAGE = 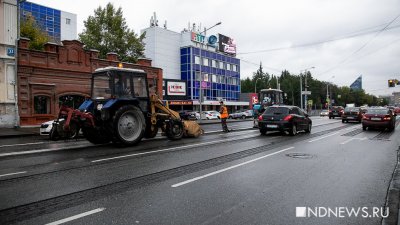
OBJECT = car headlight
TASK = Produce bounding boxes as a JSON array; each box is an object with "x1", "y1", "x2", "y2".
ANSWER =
[{"x1": 97, "y1": 104, "x2": 103, "y2": 110}]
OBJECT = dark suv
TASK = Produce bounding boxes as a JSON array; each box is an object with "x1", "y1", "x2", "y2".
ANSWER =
[
  {"x1": 258, "y1": 105, "x2": 312, "y2": 136},
  {"x1": 329, "y1": 106, "x2": 344, "y2": 119},
  {"x1": 342, "y1": 107, "x2": 363, "y2": 123}
]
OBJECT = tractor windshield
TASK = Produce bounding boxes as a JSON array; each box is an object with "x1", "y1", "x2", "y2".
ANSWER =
[{"x1": 92, "y1": 74, "x2": 112, "y2": 99}]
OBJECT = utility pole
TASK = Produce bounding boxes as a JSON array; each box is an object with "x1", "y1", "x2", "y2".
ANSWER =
[
  {"x1": 304, "y1": 71, "x2": 308, "y2": 111},
  {"x1": 300, "y1": 75, "x2": 303, "y2": 110}
]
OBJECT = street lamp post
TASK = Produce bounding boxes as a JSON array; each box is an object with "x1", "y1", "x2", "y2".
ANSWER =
[
  {"x1": 300, "y1": 67, "x2": 315, "y2": 110},
  {"x1": 326, "y1": 76, "x2": 335, "y2": 108},
  {"x1": 198, "y1": 22, "x2": 221, "y2": 120},
  {"x1": 255, "y1": 78, "x2": 261, "y2": 93}
]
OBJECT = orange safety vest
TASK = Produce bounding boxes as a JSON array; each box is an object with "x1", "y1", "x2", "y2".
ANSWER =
[{"x1": 220, "y1": 106, "x2": 229, "y2": 119}]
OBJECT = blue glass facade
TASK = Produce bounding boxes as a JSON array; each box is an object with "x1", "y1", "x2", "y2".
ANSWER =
[
  {"x1": 20, "y1": 1, "x2": 61, "y2": 43},
  {"x1": 180, "y1": 47, "x2": 240, "y2": 102}
]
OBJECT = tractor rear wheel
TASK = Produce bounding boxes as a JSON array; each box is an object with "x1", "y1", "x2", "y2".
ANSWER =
[{"x1": 114, "y1": 105, "x2": 145, "y2": 145}]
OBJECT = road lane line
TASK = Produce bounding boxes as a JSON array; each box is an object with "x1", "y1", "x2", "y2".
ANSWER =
[
  {"x1": 341, "y1": 137, "x2": 367, "y2": 145},
  {"x1": 0, "y1": 171, "x2": 27, "y2": 178},
  {"x1": 341, "y1": 138, "x2": 355, "y2": 145},
  {"x1": 0, "y1": 142, "x2": 47, "y2": 148},
  {"x1": 308, "y1": 132, "x2": 340, "y2": 143},
  {"x1": 0, "y1": 144, "x2": 93, "y2": 157},
  {"x1": 92, "y1": 134, "x2": 258, "y2": 163},
  {"x1": 45, "y1": 208, "x2": 105, "y2": 225},
  {"x1": 171, "y1": 147, "x2": 294, "y2": 188}
]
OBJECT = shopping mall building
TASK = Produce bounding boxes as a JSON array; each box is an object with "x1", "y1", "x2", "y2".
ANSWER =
[{"x1": 141, "y1": 15, "x2": 248, "y2": 111}]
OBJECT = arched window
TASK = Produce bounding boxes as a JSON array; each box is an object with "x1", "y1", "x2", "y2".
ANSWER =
[
  {"x1": 34, "y1": 95, "x2": 51, "y2": 114},
  {"x1": 59, "y1": 95, "x2": 85, "y2": 109}
]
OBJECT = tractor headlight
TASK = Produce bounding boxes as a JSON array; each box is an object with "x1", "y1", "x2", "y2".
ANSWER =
[{"x1": 97, "y1": 104, "x2": 103, "y2": 110}]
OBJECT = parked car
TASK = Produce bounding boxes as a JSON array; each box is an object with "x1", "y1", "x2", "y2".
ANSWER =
[
  {"x1": 40, "y1": 119, "x2": 81, "y2": 138},
  {"x1": 329, "y1": 106, "x2": 344, "y2": 119},
  {"x1": 201, "y1": 111, "x2": 220, "y2": 120},
  {"x1": 342, "y1": 107, "x2": 363, "y2": 123},
  {"x1": 40, "y1": 120, "x2": 57, "y2": 135},
  {"x1": 178, "y1": 110, "x2": 197, "y2": 120},
  {"x1": 258, "y1": 105, "x2": 312, "y2": 136},
  {"x1": 362, "y1": 108, "x2": 396, "y2": 131},
  {"x1": 320, "y1": 110, "x2": 329, "y2": 117}
]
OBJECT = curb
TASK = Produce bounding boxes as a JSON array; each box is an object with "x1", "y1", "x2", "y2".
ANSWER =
[
  {"x1": 198, "y1": 119, "x2": 253, "y2": 125},
  {"x1": 382, "y1": 146, "x2": 400, "y2": 225}
]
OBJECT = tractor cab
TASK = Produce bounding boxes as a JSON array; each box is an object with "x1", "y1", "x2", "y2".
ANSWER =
[{"x1": 79, "y1": 67, "x2": 150, "y2": 114}]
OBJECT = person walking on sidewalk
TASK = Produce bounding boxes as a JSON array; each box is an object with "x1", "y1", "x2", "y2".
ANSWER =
[{"x1": 219, "y1": 101, "x2": 230, "y2": 132}]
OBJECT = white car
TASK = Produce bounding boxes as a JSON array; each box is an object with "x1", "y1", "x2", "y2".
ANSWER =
[
  {"x1": 40, "y1": 120, "x2": 56, "y2": 135},
  {"x1": 40, "y1": 118, "x2": 81, "y2": 138},
  {"x1": 320, "y1": 110, "x2": 329, "y2": 117},
  {"x1": 201, "y1": 111, "x2": 220, "y2": 120}
]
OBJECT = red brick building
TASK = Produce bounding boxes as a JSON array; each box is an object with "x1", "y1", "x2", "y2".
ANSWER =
[{"x1": 17, "y1": 38, "x2": 163, "y2": 126}]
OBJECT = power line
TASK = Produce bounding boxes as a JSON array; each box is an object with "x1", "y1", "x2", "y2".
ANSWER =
[
  {"x1": 237, "y1": 24, "x2": 400, "y2": 55},
  {"x1": 320, "y1": 13, "x2": 400, "y2": 75}
]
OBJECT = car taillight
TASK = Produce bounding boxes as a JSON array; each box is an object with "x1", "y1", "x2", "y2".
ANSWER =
[
  {"x1": 258, "y1": 115, "x2": 263, "y2": 121},
  {"x1": 283, "y1": 115, "x2": 293, "y2": 121},
  {"x1": 384, "y1": 115, "x2": 391, "y2": 120}
]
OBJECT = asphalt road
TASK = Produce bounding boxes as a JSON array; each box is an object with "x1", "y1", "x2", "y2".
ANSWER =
[{"x1": 0, "y1": 117, "x2": 398, "y2": 225}]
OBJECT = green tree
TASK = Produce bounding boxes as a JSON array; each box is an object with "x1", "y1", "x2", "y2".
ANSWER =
[
  {"x1": 20, "y1": 15, "x2": 49, "y2": 51},
  {"x1": 79, "y1": 2, "x2": 145, "y2": 63}
]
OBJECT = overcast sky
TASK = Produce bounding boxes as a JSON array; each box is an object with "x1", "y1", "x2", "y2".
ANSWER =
[{"x1": 31, "y1": 0, "x2": 400, "y2": 96}]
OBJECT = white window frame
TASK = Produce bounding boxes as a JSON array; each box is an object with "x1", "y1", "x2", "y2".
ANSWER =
[{"x1": 195, "y1": 56, "x2": 201, "y2": 65}]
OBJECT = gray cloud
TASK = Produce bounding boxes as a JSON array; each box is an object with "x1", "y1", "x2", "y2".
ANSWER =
[{"x1": 31, "y1": 0, "x2": 400, "y2": 96}]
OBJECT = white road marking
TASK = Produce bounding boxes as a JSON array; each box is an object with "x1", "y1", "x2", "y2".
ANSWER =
[
  {"x1": 171, "y1": 147, "x2": 294, "y2": 187},
  {"x1": 45, "y1": 208, "x2": 105, "y2": 225},
  {"x1": 92, "y1": 134, "x2": 258, "y2": 163},
  {"x1": 0, "y1": 142, "x2": 46, "y2": 148},
  {"x1": 0, "y1": 171, "x2": 27, "y2": 178},
  {"x1": 0, "y1": 144, "x2": 93, "y2": 157},
  {"x1": 340, "y1": 137, "x2": 367, "y2": 145},
  {"x1": 308, "y1": 132, "x2": 340, "y2": 143}
]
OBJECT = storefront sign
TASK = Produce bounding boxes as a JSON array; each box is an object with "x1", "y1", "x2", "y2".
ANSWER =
[
  {"x1": 167, "y1": 81, "x2": 186, "y2": 96},
  {"x1": 7, "y1": 48, "x2": 15, "y2": 57},
  {"x1": 208, "y1": 35, "x2": 218, "y2": 46},
  {"x1": 191, "y1": 32, "x2": 205, "y2": 43},
  {"x1": 218, "y1": 34, "x2": 236, "y2": 55},
  {"x1": 168, "y1": 100, "x2": 193, "y2": 105}
]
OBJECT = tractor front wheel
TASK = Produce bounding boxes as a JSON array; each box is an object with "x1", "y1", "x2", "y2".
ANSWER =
[
  {"x1": 114, "y1": 105, "x2": 145, "y2": 145},
  {"x1": 166, "y1": 119, "x2": 184, "y2": 140}
]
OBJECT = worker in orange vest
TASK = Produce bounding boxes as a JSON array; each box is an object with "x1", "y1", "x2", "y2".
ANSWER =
[{"x1": 219, "y1": 101, "x2": 230, "y2": 132}]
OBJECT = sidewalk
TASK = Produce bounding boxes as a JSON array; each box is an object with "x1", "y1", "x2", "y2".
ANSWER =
[{"x1": 0, "y1": 127, "x2": 40, "y2": 139}]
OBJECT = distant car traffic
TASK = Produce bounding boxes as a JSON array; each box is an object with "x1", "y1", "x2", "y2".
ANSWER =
[
  {"x1": 229, "y1": 110, "x2": 253, "y2": 119},
  {"x1": 320, "y1": 110, "x2": 329, "y2": 117},
  {"x1": 178, "y1": 110, "x2": 197, "y2": 120},
  {"x1": 342, "y1": 107, "x2": 363, "y2": 123},
  {"x1": 329, "y1": 106, "x2": 344, "y2": 119},
  {"x1": 362, "y1": 108, "x2": 396, "y2": 131},
  {"x1": 201, "y1": 111, "x2": 220, "y2": 120},
  {"x1": 258, "y1": 105, "x2": 312, "y2": 136}
]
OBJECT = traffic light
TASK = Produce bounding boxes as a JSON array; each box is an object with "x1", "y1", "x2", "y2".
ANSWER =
[{"x1": 388, "y1": 79, "x2": 395, "y2": 87}]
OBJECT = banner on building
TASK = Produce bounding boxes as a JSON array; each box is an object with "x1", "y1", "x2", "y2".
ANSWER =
[
  {"x1": 218, "y1": 34, "x2": 236, "y2": 56},
  {"x1": 167, "y1": 81, "x2": 186, "y2": 96},
  {"x1": 350, "y1": 75, "x2": 362, "y2": 90}
]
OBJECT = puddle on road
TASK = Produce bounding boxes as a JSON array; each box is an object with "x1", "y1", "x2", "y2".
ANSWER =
[{"x1": 285, "y1": 153, "x2": 314, "y2": 159}]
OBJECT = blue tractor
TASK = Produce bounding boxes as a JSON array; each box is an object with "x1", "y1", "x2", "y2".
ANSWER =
[{"x1": 50, "y1": 67, "x2": 202, "y2": 145}]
